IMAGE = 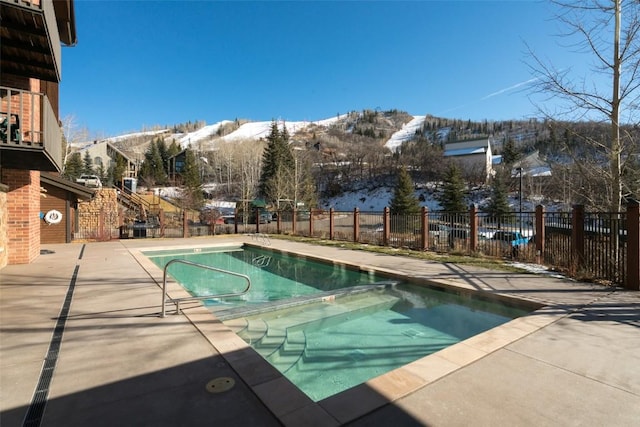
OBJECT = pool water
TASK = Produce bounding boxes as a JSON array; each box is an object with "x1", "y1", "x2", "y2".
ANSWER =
[
  {"x1": 146, "y1": 246, "x2": 388, "y2": 315},
  {"x1": 145, "y1": 246, "x2": 530, "y2": 401}
]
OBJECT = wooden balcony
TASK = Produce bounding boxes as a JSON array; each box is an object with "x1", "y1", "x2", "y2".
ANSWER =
[
  {"x1": 1, "y1": 86, "x2": 63, "y2": 172},
  {"x1": 0, "y1": 0, "x2": 74, "y2": 82}
]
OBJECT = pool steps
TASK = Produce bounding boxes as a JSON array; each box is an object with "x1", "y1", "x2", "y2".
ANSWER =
[
  {"x1": 213, "y1": 280, "x2": 399, "y2": 321},
  {"x1": 225, "y1": 291, "x2": 400, "y2": 373}
]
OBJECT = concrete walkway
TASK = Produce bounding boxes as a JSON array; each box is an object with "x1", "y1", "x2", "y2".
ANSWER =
[{"x1": 1, "y1": 236, "x2": 638, "y2": 426}]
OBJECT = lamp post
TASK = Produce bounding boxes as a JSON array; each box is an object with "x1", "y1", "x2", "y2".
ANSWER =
[{"x1": 517, "y1": 167, "x2": 523, "y2": 233}]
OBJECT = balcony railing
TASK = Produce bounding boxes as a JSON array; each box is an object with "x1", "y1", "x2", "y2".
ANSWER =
[{"x1": 1, "y1": 86, "x2": 63, "y2": 171}]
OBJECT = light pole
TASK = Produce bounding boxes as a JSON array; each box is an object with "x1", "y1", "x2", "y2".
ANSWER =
[{"x1": 517, "y1": 167, "x2": 523, "y2": 233}]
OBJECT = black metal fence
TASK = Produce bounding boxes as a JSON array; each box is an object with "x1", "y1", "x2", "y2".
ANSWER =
[{"x1": 73, "y1": 203, "x2": 639, "y2": 290}]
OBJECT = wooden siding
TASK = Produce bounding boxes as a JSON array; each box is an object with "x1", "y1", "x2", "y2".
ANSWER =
[{"x1": 40, "y1": 183, "x2": 70, "y2": 243}]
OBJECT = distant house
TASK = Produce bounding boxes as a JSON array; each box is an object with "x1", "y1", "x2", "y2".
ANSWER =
[
  {"x1": 168, "y1": 149, "x2": 187, "y2": 184},
  {"x1": 510, "y1": 151, "x2": 552, "y2": 198},
  {"x1": 76, "y1": 141, "x2": 138, "y2": 180},
  {"x1": 444, "y1": 138, "x2": 493, "y2": 183},
  {"x1": 512, "y1": 150, "x2": 552, "y2": 178}
]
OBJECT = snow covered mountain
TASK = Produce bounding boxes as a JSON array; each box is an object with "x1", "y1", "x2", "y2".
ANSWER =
[{"x1": 74, "y1": 111, "x2": 424, "y2": 152}]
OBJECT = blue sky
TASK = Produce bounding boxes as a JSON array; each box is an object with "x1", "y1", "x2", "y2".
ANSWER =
[{"x1": 61, "y1": 1, "x2": 577, "y2": 137}]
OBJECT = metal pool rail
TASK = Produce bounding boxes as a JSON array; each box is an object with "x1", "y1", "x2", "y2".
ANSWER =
[{"x1": 161, "y1": 259, "x2": 251, "y2": 317}]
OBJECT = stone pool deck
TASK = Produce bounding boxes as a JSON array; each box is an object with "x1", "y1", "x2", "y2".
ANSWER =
[{"x1": 1, "y1": 236, "x2": 639, "y2": 426}]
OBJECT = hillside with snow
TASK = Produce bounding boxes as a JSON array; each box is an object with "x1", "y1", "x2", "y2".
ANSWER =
[
  {"x1": 384, "y1": 115, "x2": 425, "y2": 152},
  {"x1": 185, "y1": 115, "x2": 346, "y2": 146},
  {"x1": 72, "y1": 111, "x2": 419, "y2": 151}
]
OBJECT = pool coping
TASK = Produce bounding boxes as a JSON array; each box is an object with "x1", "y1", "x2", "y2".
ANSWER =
[{"x1": 130, "y1": 241, "x2": 565, "y2": 426}]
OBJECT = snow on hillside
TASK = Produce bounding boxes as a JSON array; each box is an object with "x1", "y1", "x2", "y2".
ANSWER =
[
  {"x1": 78, "y1": 113, "x2": 436, "y2": 154},
  {"x1": 219, "y1": 115, "x2": 345, "y2": 143},
  {"x1": 70, "y1": 129, "x2": 171, "y2": 148},
  {"x1": 103, "y1": 129, "x2": 170, "y2": 144},
  {"x1": 178, "y1": 120, "x2": 232, "y2": 148},
  {"x1": 320, "y1": 186, "x2": 442, "y2": 212},
  {"x1": 79, "y1": 113, "x2": 414, "y2": 150},
  {"x1": 220, "y1": 121, "x2": 274, "y2": 142},
  {"x1": 384, "y1": 115, "x2": 425, "y2": 152}
]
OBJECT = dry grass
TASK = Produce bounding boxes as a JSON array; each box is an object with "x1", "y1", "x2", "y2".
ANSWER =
[{"x1": 269, "y1": 234, "x2": 526, "y2": 273}]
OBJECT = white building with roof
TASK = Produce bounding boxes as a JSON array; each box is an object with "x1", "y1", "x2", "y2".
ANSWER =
[{"x1": 444, "y1": 138, "x2": 493, "y2": 182}]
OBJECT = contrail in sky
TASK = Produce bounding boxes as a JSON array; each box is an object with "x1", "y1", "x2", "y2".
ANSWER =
[
  {"x1": 438, "y1": 76, "x2": 540, "y2": 116},
  {"x1": 480, "y1": 76, "x2": 540, "y2": 100}
]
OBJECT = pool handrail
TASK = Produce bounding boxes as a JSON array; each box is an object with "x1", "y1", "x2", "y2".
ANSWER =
[{"x1": 161, "y1": 259, "x2": 251, "y2": 318}]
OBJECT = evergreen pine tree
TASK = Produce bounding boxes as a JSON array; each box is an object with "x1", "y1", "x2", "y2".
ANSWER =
[
  {"x1": 139, "y1": 140, "x2": 166, "y2": 186},
  {"x1": 156, "y1": 137, "x2": 170, "y2": 176},
  {"x1": 390, "y1": 167, "x2": 421, "y2": 214},
  {"x1": 96, "y1": 163, "x2": 107, "y2": 183},
  {"x1": 63, "y1": 152, "x2": 83, "y2": 180},
  {"x1": 437, "y1": 163, "x2": 466, "y2": 212},
  {"x1": 485, "y1": 169, "x2": 512, "y2": 221},
  {"x1": 502, "y1": 138, "x2": 520, "y2": 166},
  {"x1": 167, "y1": 140, "x2": 181, "y2": 161},
  {"x1": 259, "y1": 121, "x2": 295, "y2": 202},
  {"x1": 181, "y1": 149, "x2": 203, "y2": 209},
  {"x1": 108, "y1": 155, "x2": 127, "y2": 187},
  {"x1": 82, "y1": 151, "x2": 93, "y2": 174}
]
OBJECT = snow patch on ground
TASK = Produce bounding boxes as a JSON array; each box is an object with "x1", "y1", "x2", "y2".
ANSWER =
[
  {"x1": 319, "y1": 187, "x2": 441, "y2": 212},
  {"x1": 507, "y1": 262, "x2": 568, "y2": 279}
]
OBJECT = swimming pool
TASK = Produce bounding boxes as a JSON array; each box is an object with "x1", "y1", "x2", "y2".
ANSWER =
[
  {"x1": 145, "y1": 245, "x2": 530, "y2": 401},
  {"x1": 145, "y1": 246, "x2": 390, "y2": 316}
]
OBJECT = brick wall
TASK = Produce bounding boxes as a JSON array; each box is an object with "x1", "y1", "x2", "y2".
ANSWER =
[
  {"x1": 0, "y1": 185, "x2": 8, "y2": 269},
  {"x1": 2, "y1": 169, "x2": 41, "y2": 264}
]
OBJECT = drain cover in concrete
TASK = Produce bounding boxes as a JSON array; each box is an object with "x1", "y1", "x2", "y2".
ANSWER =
[{"x1": 206, "y1": 377, "x2": 235, "y2": 393}]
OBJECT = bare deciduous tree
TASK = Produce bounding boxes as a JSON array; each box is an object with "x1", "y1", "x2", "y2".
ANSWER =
[
  {"x1": 527, "y1": 0, "x2": 640, "y2": 212},
  {"x1": 61, "y1": 114, "x2": 89, "y2": 172}
]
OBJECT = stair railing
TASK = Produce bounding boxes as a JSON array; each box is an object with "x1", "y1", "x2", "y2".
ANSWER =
[{"x1": 161, "y1": 259, "x2": 251, "y2": 317}]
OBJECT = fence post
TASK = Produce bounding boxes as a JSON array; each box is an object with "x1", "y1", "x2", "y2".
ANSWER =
[
  {"x1": 572, "y1": 205, "x2": 585, "y2": 273},
  {"x1": 383, "y1": 207, "x2": 390, "y2": 246},
  {"x1": 158, "y1": 209, "x2": 165, "y2": 237},
  {"x1": 292, "y1": 208, "x2": 297, "y2": 235},
  {"x1": 421, "y1": 206, "x2": 428, "y2": 251},
  {"x1": 627, "y1": 200, "x2": 639, "y2": 290},
  {"x1": 353, "y1": 208, "x2": 360, "y2": 243},
  {"x1": 233, "y1": 209, "x2": 238, "y2": 235},
  {"x1": 329, "y1": 208, "x2": 335, "y2": 240},
  {"x1": 309, "y1": 209, "x2": 314, "y2": 237},
  {"x1": 469, "y1": 204, "x2": 478, "y2": 253},
  {"x1": 255, "y1": 209, "x2": 260, "y2": 234},
  {"x1": 535, "y1": 205, "x2": 545, "y2": 264},
  {"x1": 182, "y1": 210, "x2": 189, "y2": 238}
]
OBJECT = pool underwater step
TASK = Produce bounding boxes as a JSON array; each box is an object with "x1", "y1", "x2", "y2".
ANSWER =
[
  {"x1": 233, "y1": 323, "x2": 305, "y2": 372},
  {"x1": 223, "y1": 317, "x2": 248, "y2": 334},
  {"x1": 226, "y1": 292, "x2": 401, "y2": 373},
  {"x1": 265, "y1": 330, "x2": 307, "y2": 374},
  {"x1": 213, "y1": 281, "x2": 400, "y2": 321},
  {"x1": 234, "y1": 318, "x2": 268, "y2": 345}
]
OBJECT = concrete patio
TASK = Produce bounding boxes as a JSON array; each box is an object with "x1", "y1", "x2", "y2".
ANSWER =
[{"x1": 1, "y1": 236, "x2": 638, "y2": 426}]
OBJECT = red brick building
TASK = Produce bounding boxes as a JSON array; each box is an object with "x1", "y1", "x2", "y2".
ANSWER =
[{"x1": 0, "y1": 0, "x2": 77, "y2": 267}]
